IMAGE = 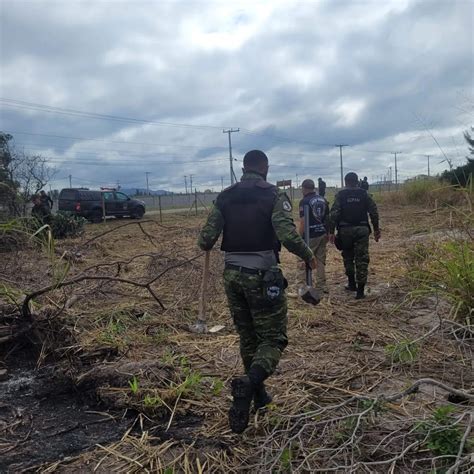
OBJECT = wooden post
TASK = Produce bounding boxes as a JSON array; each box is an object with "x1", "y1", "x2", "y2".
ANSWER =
[
  {"x1": 158, "y1": 195, "x2": 162, "y2": 223},
  {"x1": 198, "y1": 251, "x2": 210, "y2": 324},
  {"x1": 195, "y1": 190, "x2": 198, "y2": 216},
  {"x1": 101, "y1": 192, "x2": 106, "y2": 223}
]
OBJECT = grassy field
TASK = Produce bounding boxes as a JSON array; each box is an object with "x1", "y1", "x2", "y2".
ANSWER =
[{"x1": 0, "y1": 196, "x2": 472, "y2": 472}]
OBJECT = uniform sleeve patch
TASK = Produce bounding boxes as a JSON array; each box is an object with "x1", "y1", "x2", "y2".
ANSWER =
[{"x1": 283, "y1": 201, "x2": 292, "y2": 212}]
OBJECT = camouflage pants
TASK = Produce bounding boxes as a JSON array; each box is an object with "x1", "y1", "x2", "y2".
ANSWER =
[
  {"x1": 338, "y1": 226, "x2": 370, "y2": 285},
  {"x1": 223, "y1": 269, "x2": 288, "y2": 377}
]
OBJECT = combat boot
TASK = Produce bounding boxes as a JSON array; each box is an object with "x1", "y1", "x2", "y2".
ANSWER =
[
  {"x1": 228, "y1": 376, "x2": 255, "y2": 434},
  {"x1": 345, "y1": 275, "x2": 357, "y2": 291},
  {"x1": 355, "y1": 284, "x2": 365, "y2": 299},
  {"x1": 253, "y1": 383, "x2": 272, "y2": 410}
]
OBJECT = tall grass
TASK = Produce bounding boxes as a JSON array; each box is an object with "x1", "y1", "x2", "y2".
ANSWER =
[
  {"x1": 375, "y1": 179, "x2": 468, "y2": 207},
  {"x1": 407, "y1": 240, "x2": 473, "y2": 323}
]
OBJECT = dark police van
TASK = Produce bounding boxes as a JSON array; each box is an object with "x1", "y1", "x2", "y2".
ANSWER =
[{"x1": 58, "y1": 188, "x2": 146, "y2": 223}]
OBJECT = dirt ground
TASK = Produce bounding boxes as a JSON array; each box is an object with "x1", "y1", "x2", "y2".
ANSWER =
[{"x1": 0, "y1": 203, "x2": 472, "y2": 473}]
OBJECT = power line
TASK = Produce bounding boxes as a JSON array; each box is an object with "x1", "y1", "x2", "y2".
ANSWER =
[
  {"x1": 5, "y1": 130, "x2": 227, "y2": 151},
  {"x1": 0, "y1": 98, "x2": 226, "y2": 131}
]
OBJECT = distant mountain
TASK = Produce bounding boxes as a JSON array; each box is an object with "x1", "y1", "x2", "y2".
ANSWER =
[{"x1": 120, "y1": 187, "x2": 173, "y2": 196}]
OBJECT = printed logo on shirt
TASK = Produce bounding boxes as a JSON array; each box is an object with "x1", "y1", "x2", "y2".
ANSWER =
[{"x1": 283, "y1": 201, "x2": 292, "y2": 212}]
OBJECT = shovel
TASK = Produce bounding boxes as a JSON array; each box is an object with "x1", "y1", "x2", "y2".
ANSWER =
[
  {"x1": 189, "y1": 251, "x2": 210, "y2": 333},
  {"x1": 298, "y1": 204, "x2": 321, "y2": 306}
]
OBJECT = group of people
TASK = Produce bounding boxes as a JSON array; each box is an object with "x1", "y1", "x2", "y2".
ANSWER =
[
  {"x1": 297, "y1": 173, "x2": 378, "y2": 299},
  {"x1": 198, "y1": 150, "x2": 380, "y2": 434}
]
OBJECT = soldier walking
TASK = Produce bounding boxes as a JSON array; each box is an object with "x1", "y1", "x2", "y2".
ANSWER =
[
  {"x1": 329, "y1": 172, "x2": 380, "y2": 299},
  {"x1": 198, "y1": 150, "x2": 316, "y2": 434},
  {"x1": 298, "y1": 179, "x2": 329, "y2": 294}
]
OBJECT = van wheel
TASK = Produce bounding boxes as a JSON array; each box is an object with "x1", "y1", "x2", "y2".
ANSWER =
[
  {"x1": 131, "y1": 207, "x2": 144, "y2": 219},
  {"x1": 90, "y1": 210, "x2": 103, "y2": 224}
]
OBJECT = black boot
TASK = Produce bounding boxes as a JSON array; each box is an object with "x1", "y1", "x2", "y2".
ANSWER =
[
  {"x1": 345, "y1": 275, "x2": 357, "y2": 291},
  {"x1": 228, "y1": 376, "x2": 255, "y2": 434},
  {"x1": 355, "y1": 283, "x2": 365, "y2": 299},
  {"x1": 254, "y1": 383, "x2": 272, "y2": 410}
]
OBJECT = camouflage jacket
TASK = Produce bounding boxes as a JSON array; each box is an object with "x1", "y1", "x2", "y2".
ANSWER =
[
  {"x1": 197, "y1": 172, "x2": 313, "y2": 262},
  {"x1": 329, "y1": 189, "x2": 379, "y2": 233}
]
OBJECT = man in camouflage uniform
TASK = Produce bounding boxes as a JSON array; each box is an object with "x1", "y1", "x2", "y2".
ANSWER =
[
  {"x1": 198, "y1": 150, "x2": 316, "y2": 434},
  {"x1": 329, "y1": 172, "x2": 380, "y2": 299}
]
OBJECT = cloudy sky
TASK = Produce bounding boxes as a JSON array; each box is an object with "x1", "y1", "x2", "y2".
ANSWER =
[{"x1": 1, "y1": 0, "x2": 473, "y2": 192}]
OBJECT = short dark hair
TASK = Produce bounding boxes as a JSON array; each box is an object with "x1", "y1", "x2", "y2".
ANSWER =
[
  {"x1": 243, "y1": 150, "x2": 268, "y2": 170},
  {"x1": 301, "y1": 179, "x2": 315, "y2": 190},
  {"x1": 344, "y1": 172, "x2": 359, "y2": 185}
]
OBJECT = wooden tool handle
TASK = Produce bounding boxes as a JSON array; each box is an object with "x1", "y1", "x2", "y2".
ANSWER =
[{"x1": 198, "y1": 251, "x2": 210, "y2": 321}]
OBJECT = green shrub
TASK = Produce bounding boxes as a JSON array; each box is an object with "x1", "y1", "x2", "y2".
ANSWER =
[
  {"x1": 385, "y1": 339, "x2": 419, "y2": 365},
  {"x1": 416, "y1": 406, "x2": 464, "y2": 457},
  {"x1": 49, "y1": 211, "x2": 85, "y2": 238}
]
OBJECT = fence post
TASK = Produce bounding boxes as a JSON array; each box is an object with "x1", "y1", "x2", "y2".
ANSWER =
[
  {"x1": 195, "y1": 190, "x2": 198, "y2": 216},
  {"x1": 101, "y1": 193, "x2": 106, "y2": 223},
  {"x1": 159, "y1": 195, "x2": 162, "y2": 223}
]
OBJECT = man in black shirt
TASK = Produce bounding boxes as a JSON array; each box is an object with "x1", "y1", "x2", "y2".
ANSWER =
[
  {"x1": 39, "y1": 190, "x2": 54, "y2": 209},
  {"x1": 317, "y1": 177, "x2": 326, "y2": 197},
  {"x1": 360, "y1": 177, "x2": 369, "y2": 191},
  {"x1": 298, "y1": 179, "x2": 329, "y2": 294}
]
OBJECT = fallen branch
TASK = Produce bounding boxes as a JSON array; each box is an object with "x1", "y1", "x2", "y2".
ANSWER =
[
  {"x1": 79, "y1": 220, "x2": 158, "y2": 248},
  {"x1": 383, "y1": 378, "x2": 474, "y2": 402},
  {"x1": 22, "y1": 275, "x2": 165, "y2": 317},
  {"x1": 21, "y1": 253, "x2": 203, "y2": 317}
]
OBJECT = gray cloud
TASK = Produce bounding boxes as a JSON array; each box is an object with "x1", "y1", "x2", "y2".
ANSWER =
[{"x1": 0, "y1": 0, "x2": 472, "y2": 191}]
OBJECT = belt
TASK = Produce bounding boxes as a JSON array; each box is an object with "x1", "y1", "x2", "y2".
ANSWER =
[{"x1": 225, "y1": 264, "x2": 265, "y2": 275}]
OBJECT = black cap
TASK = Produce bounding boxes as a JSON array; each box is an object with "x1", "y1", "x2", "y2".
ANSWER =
[{"x1": 345, "y1": 172, "x2": 359, "y2": 184}]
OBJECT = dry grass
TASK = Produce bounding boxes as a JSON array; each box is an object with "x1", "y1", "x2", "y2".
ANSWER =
[{"x1": 1, "y1": 205, "x2": 473, "y2": 472}]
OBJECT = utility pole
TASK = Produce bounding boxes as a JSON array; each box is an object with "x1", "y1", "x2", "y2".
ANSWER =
[
  {"x1": 223, "y1": 128, "x2": 240, "y2": 185},
  {"x1": 184, "y1": 175, "x2": 188, "y2": 194},
  {"x1": 391, "y1": 152, "x2": 401, "y2": 188},
  {"x1": 145, "y1": 172, "x2": 151, "y2": 195},
  {"x1": 68, "y1": 174, "x2": 72, "y2": 188},
  {"x1": 335, "y1": 145, "x2": 348, "y2": 188},
  {"x1": 221, "y1": 176, "x2": 224, "y2": 191},
  {"x1": 189, "y1": 174, "x2": 194, "y2": 193},
  {"x1": 295, "y1": 173, "x2": 299, "y2": 189},
  {"x1": 426, "y1": 155, "x2": 431, "y2": 177}
]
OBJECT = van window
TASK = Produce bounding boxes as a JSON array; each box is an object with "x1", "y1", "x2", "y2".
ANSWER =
[
  {"x1": 115, "y1": 192, "x2": 129, "y2": 201},
  {"x1": 79, "y1": 191, "x2": 101, "y2": 200},
  {"x1": 59, "y1": 189, "x2": 77, "y2": 200},
  {"x1": 103, "y1": 192, "x2": 114, "y2": 201}
]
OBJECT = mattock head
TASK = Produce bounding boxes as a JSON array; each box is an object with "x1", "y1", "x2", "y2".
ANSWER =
[{"x1": 299, "y1": 286, "x2": 321, "y2": 306}]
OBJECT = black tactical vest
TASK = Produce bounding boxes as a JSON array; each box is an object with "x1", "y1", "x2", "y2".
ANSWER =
[
  {"x1": 338, "y1": 188, "x2": 369, "y2": 226},
  {"x1": 216, "y1": 179, "x2": 279, "y2": 252}
]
